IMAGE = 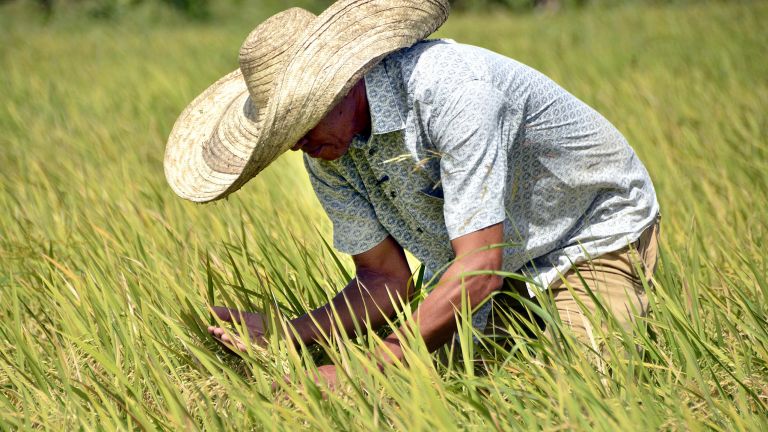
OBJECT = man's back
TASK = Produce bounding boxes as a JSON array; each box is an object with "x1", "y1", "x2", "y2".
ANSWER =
[{"x1": 306, "y1": 40, "x2": 658, "y2": 288}]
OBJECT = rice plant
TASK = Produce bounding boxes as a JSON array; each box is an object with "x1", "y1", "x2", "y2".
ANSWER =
[{"x1": 1, "y1": 0, "x2": 766, "y2": 430}]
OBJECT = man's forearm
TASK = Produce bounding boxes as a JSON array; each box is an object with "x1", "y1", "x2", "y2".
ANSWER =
[
  {"x1": 380, "y1": 252, "x2": 503, "y2": 362},
  {"x1": 288, "y1": 269, "x2": 412, "y2": 346}
]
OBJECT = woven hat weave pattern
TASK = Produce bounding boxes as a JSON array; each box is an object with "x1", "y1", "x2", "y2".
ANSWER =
[{"x1": 164, "y1": 0, "x2": 450, "y2": 202}]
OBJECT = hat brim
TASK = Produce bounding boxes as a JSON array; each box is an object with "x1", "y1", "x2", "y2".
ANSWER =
[{"x1": 164, "y1": 69, "x2": 255, "y2": 202}]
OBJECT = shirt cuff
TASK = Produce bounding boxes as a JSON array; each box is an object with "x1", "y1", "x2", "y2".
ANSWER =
[{"x1": 333, "y1": 224, "x2": 390, "y2": 256}]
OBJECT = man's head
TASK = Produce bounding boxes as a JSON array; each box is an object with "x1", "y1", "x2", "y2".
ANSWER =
[
  {"x1": 291, "y1": 79, "x2": 370, "y2": 161},
  {"x1": 163, "y1": 0, "x2": 449, "y2": 203}
]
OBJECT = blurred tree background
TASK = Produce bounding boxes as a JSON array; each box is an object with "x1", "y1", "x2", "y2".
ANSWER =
[{"x1": 3, "y1": 0, "x2": 731, "y2": 21}]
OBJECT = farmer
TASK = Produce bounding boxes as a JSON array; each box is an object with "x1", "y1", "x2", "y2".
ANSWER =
[{"x1": 164, "y1": 0, "x2": 660, "y2": 384}]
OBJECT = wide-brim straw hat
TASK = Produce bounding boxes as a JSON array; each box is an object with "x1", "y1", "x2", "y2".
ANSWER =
[{"x1": 164, "y1": 0, "x2": 450, "y2": 203}]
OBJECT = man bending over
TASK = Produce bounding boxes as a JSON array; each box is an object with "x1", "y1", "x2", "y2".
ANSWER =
[{"x1": 164, "y1": 0, "x2": 660, "y2": 384}]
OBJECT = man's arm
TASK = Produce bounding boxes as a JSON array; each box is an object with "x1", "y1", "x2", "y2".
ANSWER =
[
  {"x1": 377, "y1": 223, "x2": 504, "y2": 361},
  {"x1": 288, "y1": 235, "x2": 413, "y2": 345},
  {"x1": 208, "y1": 235, "x2": 413, "y2": 351},
  {"x1": 285, "y1": 225, "x2": 502, "y2": 388}
]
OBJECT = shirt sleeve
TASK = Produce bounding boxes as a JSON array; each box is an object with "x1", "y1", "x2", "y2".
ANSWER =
[
  {"x1": 430, "y1": 80, "x2": 518, "y2": 240},
  {"x1": 303, "y1": 155, "x2": 390, "y2": 255}
]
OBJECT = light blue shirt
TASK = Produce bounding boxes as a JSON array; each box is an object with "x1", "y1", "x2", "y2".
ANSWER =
[{"x1": 305, "y1": 40, "x2": 659, "y2": 298}]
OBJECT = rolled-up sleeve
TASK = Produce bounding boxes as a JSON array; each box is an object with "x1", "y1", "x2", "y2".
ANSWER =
[
  {"x1": 304, "y1": 155, "x2": 389, "y2": 255},
  {"x1": 431, "y1": 80, "x2": 518, "y2": 240}
]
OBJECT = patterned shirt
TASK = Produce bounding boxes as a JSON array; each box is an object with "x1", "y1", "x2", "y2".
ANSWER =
[{"x1": 304, "y1": 40, "x2": 659, "y2": 298}]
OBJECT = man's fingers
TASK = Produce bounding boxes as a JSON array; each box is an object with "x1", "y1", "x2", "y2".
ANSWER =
[
  {"x1": 207, "y1": 326, "x2": 228, "y2": 337},
  {"x1": 208, "y1": 327, "x2": 247, "y2": 352},
  {"x1": 220, "y1": 333, "x2": 246, "y2": 351}
]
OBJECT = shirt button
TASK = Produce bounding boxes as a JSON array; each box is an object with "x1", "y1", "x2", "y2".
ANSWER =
[{"x1": 368, "y1": 147, "x2": 377, "y2": 156}]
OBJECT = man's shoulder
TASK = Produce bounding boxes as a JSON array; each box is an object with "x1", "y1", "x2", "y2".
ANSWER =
[
  {"x1": 383, "y1": 40, "x2": 497, "y2": 104},
  {"x1": 388, "y1": 39, "x2": 485, "y2": 69}
]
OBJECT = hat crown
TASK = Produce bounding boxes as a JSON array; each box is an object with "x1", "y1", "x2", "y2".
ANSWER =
[{"x1": 238, "y1": 8, "x2": 316, "y2": 111}]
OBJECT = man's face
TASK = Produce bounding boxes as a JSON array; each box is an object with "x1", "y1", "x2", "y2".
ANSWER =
[{"x1": 291, "y1": 98, "x2": 357, "y2": 161}]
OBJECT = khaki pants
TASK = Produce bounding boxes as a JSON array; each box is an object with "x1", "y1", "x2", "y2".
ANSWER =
[{"x1": 486, "y1": 219, "x2": 660, "y2": 353}]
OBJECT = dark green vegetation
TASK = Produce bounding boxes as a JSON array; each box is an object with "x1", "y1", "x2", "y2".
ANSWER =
[
  {"x1": 13, "y1": 0, "x2": 718, "y2": 20},
  {"x1": 1, "y1": 1, "x2": 767, "y2": 430}
]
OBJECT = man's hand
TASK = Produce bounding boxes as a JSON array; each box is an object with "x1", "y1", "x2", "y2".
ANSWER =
[{"x1": 207, "y1": 306, "x2": 267, "y2": 352}]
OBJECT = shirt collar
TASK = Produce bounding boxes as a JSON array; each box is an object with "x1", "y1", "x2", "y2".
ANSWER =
[{"x1": 353, "y1": 61, "x2": 406, "y2": 149}]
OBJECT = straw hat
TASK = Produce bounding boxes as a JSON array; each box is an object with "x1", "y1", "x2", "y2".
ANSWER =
[{"x1": 164, "y1": 0, "x2": 450, "y2": 203}]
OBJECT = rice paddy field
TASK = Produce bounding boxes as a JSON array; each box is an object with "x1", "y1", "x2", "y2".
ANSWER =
[{"x1": 1, "y1": 0, "x2": 767, "y2": 430}]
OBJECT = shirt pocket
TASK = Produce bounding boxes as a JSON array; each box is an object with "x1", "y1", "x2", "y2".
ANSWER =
[
  {"x1": 419, "y1": 184, "x2": 444, "y2": 200},
  {"x1": 401, "y1": 170, "x2": 447, "y2": 235}
]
